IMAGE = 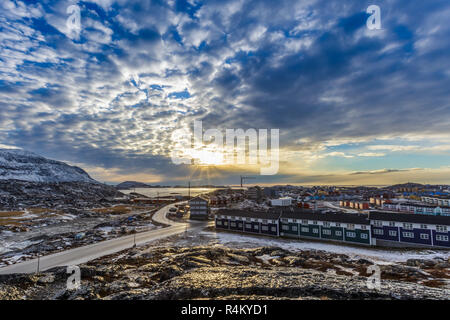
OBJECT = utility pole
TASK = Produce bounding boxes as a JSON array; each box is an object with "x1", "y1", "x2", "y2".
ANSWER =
[
  {"x1": 188, "y1": 181, "x2": 191, "y2": 199},
  {"x1": 36, "y1": 231, "x2": 41, "y2": 274}
]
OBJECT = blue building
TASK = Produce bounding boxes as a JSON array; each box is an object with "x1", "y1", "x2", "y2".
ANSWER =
[{"x1": 370, "y1": 211, "x2": 450, "y2": 248}]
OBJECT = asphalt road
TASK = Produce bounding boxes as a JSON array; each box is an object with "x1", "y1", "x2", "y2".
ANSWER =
[{"x1": 0, "y1": 202, "x2": 209, "y2": 274}]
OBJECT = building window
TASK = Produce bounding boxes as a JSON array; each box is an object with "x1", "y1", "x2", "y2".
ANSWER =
[
  {"x1": 223, "y1": 221, "x2": 228, "y2": 226},
  {"x1": 301, "y1": 227, "x2": 309, "y2": 233},
  {"x1": 217, "y1": 220, "x2": 222, "y2": 225},
  {"x1": 238, "y1": 223, "x2": 243, "y2": 228},
  {"x1": 347, "y1": 224, "x2": 355, "y2": 230},
  {"x1": 292, "y1": 225, "x2": 298, "y2": 231},
  {"x1": 335, "y1": 223, "x2": 341, "y2": 227},
  {"x1": 312, "y1": 228, "x2": 319, "y2": 234},
  {"x1": 374, "y1": 229, "x2": 383, "y2": 235},
  {"x1": 373, "y1": 221, "x2": 382, "y2": 227},
  {"x1": 389, "y1": 222, "x2": 396, "y2": 227},
  {"x1": 420, "y1": 224, "x2": 428, "y2": 229},
  {"x1": 261, "y1": 226, "x2": 268, "y2": 231},
  {"x1": 230, "y1": 222, "x2": 236, "y2": 227},
  {"x1": 271, "y1": 226, "x2": 277, "y2": 232},
  {"x1": 361, "y1": 225, "x2": 367, "y2": 230},
  {"x1": 302, "y1": 220, "x2": 308, "y2": 225},
  {"x1": 322, "y1": 229, "x2": 331, "y2": 235},
  {"x1": 389, "y1": 230, "x2": 397, "y2": 237},
  {"x1": 313, "y1": 221, "x2": 318, "y2": 225},
  {"x1": 436, "y1": 225, "x2": 448, "y2": 232},
  {"x1": 282, "y1": 225, "x2": 289, "y2": 231},
  {"x1": 403, "y1": 232, "x2": 414, "y2": 238},
  {"x1": 335, "y1": 231, "x2": 342, "y2": 236},
  {"x1": 346, "y1": 232, "x2": 356, "y2": 238},
  {"x1": 420, "y1": 234, "x2": 429, "y2": 240},
  {"x1": 253, "y1": 225, "x2": 259, "y2": 230},
  {"x1": 323, "y1": 222, "x2": 330, "y2": 227},
  {"x1": 403, "y1": 223, "x2": 413, "y2": 230},
  {"x1": 361, "y1": 233, "x2": 368, "y2": 239},
  {"x1": 245, "y1": 223, "x2": 252, "y2": 229},
  {"x1": 436, "y1": 235, "x2": 449, "y2": 242}
]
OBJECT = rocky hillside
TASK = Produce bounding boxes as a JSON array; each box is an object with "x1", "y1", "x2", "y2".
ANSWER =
[
  {"x1": 0, "y1": 149, "x2": 124, "y2": 210},
  {"x1": 116, "y1": 181, "x2": 151, "y2": 189},
  {"x1": 0, "y1": 180, "x2": 123, "y2": 210},
  {"x1": 0, "y1": 149, "x2": 95, "y2": 183},
  {"x1": 1, "y1": 245, "x2": 448, "y2": 300}
]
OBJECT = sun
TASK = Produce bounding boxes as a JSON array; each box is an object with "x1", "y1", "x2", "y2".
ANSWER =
[{"x1": 193, "y1": 149, "x2": 224, "y2": 166}]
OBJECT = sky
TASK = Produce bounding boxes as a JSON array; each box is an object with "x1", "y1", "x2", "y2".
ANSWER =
[{"x1": 0, "y1": 0, "x2": 450, "y2": 186}]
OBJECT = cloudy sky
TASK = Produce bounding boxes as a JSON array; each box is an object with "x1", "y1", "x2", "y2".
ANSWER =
[{"x1": 1, "y1": 0, "x2": 450, "y2": 186}]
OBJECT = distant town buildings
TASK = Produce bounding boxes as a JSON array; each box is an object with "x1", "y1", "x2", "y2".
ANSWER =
[
  {"x1": 381, "y1": 201, "x2": 450, "y2": 216},
  {"x1": 340, "y1": 200, "x2": 369, "y2": 210},
  {"x1": 421, "y1": 196, "x2": 450, "y2": 207}
]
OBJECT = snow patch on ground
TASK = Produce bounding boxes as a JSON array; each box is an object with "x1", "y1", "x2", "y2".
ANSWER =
[
  {"x1": 201, "y1": 231, "x2": 450, "y2": 263},
  {"x1": 0, "y1": 239, "x2": 41, "y2": 255},
  {"x1": 256, "y1": 254, "x2": 280, "y2": 264}
]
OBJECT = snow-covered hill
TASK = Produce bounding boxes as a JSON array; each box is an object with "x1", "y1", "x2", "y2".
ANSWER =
[{"x1": 0, "y1": 149, "x2": 96, "y2": 183}]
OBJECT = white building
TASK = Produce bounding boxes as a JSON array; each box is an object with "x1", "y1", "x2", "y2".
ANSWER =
[
  {"x1": 271, "y1": 197, "x2": 292, "y2": 207},
  {"x1": 189, "y1": 196, "x2": 210, "y2": 220},
  {"x1": 382, "y1": 201, "x2": 450, "y2": 216},
  {"x1": 421, "y1": 196, "x2": 450, "y2": 207}
]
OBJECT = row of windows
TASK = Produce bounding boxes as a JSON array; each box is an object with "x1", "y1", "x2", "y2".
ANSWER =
[
  {"x1": 278, "y1": 221, "x2": 368, "y2": 229},
  {"x1": 374, "y1": 229, "x2": 398, "y2": 237},
  {"x1": 218, "y1": 220, "x2": 277, "y2": 232},
  {"x1": 373, "y1": 221, "x2": 397, "y2": 227},
  {"x1": 299, "y1": 220, "x2": 347, "y2": 228},
  {"x1": 401, "y1": 232, "x2": 449, "y2": 241},
  {"x1": 295, "y1": 226, "x2": 369, "y2": 239},
  {"x1": 374, "y1": 228, "x2": 450, "y2": 242},
  {"x1": 373, "y1": 221, "x2": 448, "y2": 232},
  {"x1": 276, "y1": 222, "x2": 372, "y2": 234}
]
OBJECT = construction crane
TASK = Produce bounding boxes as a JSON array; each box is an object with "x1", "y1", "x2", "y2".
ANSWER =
[{"x1": 240, "y1": 175, "x2": 255, "y2": 187}]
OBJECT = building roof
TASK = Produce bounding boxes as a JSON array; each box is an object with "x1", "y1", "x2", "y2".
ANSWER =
[
  {"x1": 369, "y1": 211, "x2": 450, "y2": 225},
  {"x1": 216, "y1": 209, "x2": 281, "y2": 220},
  {"x1": 279, "y1": 209, "x2": 370, "y2": 225}
]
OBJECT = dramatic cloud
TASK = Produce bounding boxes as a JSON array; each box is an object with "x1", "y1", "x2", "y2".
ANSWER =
[{"x1": 0, "y1": 0, "x2": 449, "y2": 185}]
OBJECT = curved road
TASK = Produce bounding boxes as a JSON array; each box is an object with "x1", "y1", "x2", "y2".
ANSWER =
[{"x1": 0, "y1": 202, "x2": 210, "y2": 274}]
